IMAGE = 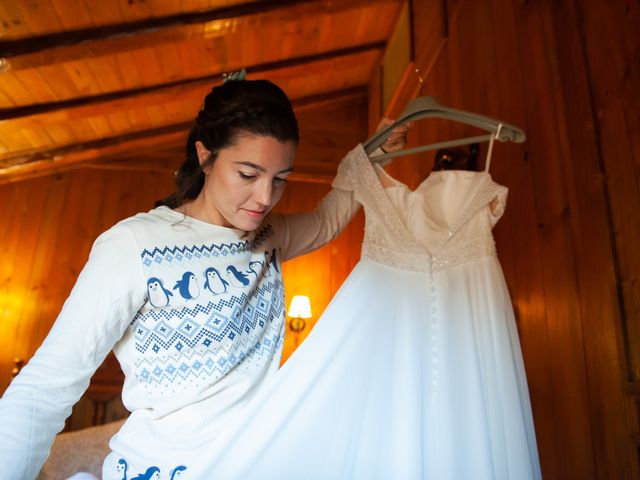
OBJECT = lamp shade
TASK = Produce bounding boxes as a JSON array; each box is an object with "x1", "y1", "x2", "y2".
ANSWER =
[{"x1": 287, "y1": 295, "x2": 312, "y2": 318}]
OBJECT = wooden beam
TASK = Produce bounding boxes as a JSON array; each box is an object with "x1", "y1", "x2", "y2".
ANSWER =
[
  {"x1": 0, "y1": 131, "x2": 185, "y2": 185},
  {"x1": 0, "y1": 122, "x2": 192, "y2": 169},
  {"x1": 0, "y1": 0, "x2": 291, "y2": 57},
  {"x1": 0, "y1": 43, "x2": 384, "y2": 122},
  {"x1": 0, "y1": 87, "x2": 366, "y2": 185},
  {"x1": 0, "y1": 0, "x2": 400, "y2": 71},
  {"x1": 293, "y1": 86, "x2": 368, "y2": 113}
]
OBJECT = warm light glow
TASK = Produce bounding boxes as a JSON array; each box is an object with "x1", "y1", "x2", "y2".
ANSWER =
[
  {"x1": 203, "y1": 19, "x2": 236, "y2": 38},
  {"x1": 288, "y1": 295, "x2": 312, "y2": 319},
  {"x1": 0, "y1": 289, "x2": 32, "y2": 321}
]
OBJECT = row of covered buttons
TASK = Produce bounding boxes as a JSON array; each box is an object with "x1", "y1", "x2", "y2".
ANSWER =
[{"x1": 428, "y1": 256, "x2": 438, "y2": 390}]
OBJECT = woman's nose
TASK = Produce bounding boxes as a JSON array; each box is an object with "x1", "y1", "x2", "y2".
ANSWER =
[{"x1": 254, "y1": 180, "x2": 273, "y2": 207}]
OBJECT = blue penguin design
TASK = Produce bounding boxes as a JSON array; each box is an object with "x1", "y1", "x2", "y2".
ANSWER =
[
  {"x1": 264, "y1": 251, "x2": 271, "y2": 275},
  {"x1": 147, "y1": 277, "x2": 173, "y2": 308},
  {"x1": 270, "y1": 248, "x2": 280, "y2": 273},
  {"x1": 226, "y1": 265, "x2": 251, "y2": 287},
  {"x1": 204, "y1": 267, "x2": 228, "y2": 295},
  {"x1": 115, "y1": 458, "x2": 128, "y2": 480},
  {"x1": 130, "y1": 466, "x2": 160, "y2": 480},
  {"x1": 170, "y1": 465, "x2": 187, "y2": 479},
  {"x1": 264, "y1": 249, "x2": 280, "y2": 276},
  {"x1": 246, "y1": 260, "x2": 264, "y2": 278},
  {"x1": 173, "y1": 271, "x2": 200, "y2": 300}
]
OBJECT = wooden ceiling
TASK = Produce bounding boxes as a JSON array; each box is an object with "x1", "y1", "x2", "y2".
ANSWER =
[{"x1": 0, "y1": 0, "x2": 404, "y2": 183}]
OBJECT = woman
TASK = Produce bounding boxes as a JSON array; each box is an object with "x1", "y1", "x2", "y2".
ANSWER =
[{"x1": 0, "y1": 77, "x2": 408, "y2": 479}]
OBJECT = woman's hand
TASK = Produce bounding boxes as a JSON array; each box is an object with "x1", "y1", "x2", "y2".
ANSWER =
[{"x1": 376, "y1": 118, "x2": 413, "y2": 153}]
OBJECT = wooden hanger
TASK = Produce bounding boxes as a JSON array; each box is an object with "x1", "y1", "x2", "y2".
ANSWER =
[{"x1": 364, "y1": 96, "x2": 526, "y2": 162}]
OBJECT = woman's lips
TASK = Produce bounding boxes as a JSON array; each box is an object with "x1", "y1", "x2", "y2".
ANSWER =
[{"x1": 244, "y1": 209, "x2": 266, "y2": 218}]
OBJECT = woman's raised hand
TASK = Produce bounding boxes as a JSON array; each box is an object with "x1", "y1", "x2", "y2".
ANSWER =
[{"x1": 376, "y1": 118, "x2": 413, "y2": 153}]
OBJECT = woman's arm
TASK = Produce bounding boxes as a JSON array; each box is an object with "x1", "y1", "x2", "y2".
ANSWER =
[
  {"x1": 273, "y1": 179, "x2": 361, "y2": 262},
  {"x1": 274, "y1": 120, "x2": 411, "y2": 261},
  {"x1": 0, "y1": 223, "x2": 146, "y2": 480}
]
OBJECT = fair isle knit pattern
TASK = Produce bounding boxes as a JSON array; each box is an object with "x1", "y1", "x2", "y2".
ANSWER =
[
  {"x1": 140, "y1": 240, "x2": 251, "y2": 269},
  {"x1": 133, "y1": 281, "x2": 285, "y2": 389},
  {"x1": 132, "y1": 229, "x2": 285, "y2": 393}
]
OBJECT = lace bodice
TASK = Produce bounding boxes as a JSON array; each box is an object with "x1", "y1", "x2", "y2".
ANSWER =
[{"x1": 333, "y1": 145, "x2": 508, "y2": 272}]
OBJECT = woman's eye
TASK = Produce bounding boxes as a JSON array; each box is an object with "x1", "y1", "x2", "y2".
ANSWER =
[
  {"x1": 239, "y1": 172, "x2": 255, "y2": 180},
  {"x1": 273, "y1": 177, "x2": 288, "y2": 186}
]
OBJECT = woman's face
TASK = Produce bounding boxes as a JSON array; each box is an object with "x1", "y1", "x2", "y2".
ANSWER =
[{"x1": 196, "y1": 134, "x2": 295, "y2": 231}]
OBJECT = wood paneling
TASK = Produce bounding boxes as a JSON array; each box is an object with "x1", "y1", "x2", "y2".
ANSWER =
[
  {"x1": 2, "y1": 1, "x2": 638, "y2": 477},
  {"x1": 0, "y1": 87, "x2": 367, "y2": 187},
  {"x1": 577, "y1": 0, "x2": 640, "y2": 386},
  {"x1": 0, "y1": 0, "x2": 405, "y2": 182},
  {"x1": 0, "y1": 48, "x2": 381, "y2": 168},
  {"x1": 368, "y1": 0, "x2": 637, "y2": 478},
  {"x1": 0, "y1": 1, "x2": 401, "y2": 90},
  {"x1": 0, "y1": 1, "x2": 273, "y2": 40}
]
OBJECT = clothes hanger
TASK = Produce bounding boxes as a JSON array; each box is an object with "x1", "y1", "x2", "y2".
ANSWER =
[{"x1": 364, "y1": 96, "x2": 526, "y2": 162}]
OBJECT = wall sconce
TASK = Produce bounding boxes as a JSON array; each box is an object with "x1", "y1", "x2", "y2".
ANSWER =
[{"x1": 287, "y1": 295, "x2": 312, "y2": 332}]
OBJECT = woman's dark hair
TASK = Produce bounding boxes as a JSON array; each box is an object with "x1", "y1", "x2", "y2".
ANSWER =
[{"x1": 156, "y1": 79, "x2": 299, "y2": 208}]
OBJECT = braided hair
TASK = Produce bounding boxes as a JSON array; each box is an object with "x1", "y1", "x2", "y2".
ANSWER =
[{"x1": 156, "y1": 79, "x2": 299, "y2": 208}]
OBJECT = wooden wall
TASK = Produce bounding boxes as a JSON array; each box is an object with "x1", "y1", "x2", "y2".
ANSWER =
[
  {"x1": 370, "y1": 0, "x2": 638, "y2": 478},
  {"x1": 2, "y1": 1, "x2": 638, "y2": 478},
  {"x1": 0, "y1": 97, "x2": 367, "y2": 429}
]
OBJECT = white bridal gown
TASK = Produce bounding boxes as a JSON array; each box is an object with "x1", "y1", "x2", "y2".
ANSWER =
[{"x1": 189, "y1": 144, "x2": 541, "y2": 479}]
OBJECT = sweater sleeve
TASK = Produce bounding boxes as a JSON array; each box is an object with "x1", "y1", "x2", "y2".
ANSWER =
[
  {"x1": 0, "y1": 223, "x2": 146, "y2": 480},
  {"x1": 272, "y1": 145, "x2": 364, "y2": 262}
]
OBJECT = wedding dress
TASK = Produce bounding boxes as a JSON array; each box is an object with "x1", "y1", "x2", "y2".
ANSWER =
[{"x1": 160, "y1": 144, "x2": 541, "y2": 479}]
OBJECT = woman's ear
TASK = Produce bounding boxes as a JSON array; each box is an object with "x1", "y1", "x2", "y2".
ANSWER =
[{"x1": 195, "y1": 141, "x2": 212, "y2": 172}]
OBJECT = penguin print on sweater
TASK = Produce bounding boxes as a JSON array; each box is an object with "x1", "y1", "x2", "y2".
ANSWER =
[
  {"x1": 173, "y1": 272, "x2": 200, "y2": 300},
  {"x1": 115, "y1": 458, "x2": 128, "y2": 480},
  {"x1": 226, "y1": 265, "x2": 250, "y2": 287},
  {"x1": 129, "y1": 466, "x2": 160, "y2": 480},
  {"x1": 146, "y1": 278, "x2": 173, "y2": 308},
  {"x1": 246, "y1": 260, "x2": 264, "y2": 279},
  {"x1": 112, "y1": 459, "x2": 185, "y2": 480},
  {"x1": 269, "y1": 248, "x2": 280, "y2": 273},
  {"x1": 263, "y1": 248, "x2": 280, "y2": 277},
  {"x1": 203, "y1": 267, "x2": 228, "y2": 295},
  {"x1": 169, "y1": 466, "x2": 187, "y2": 479}
]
